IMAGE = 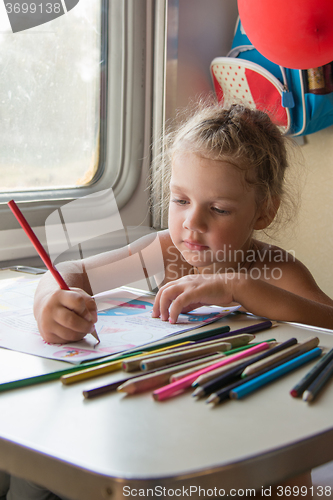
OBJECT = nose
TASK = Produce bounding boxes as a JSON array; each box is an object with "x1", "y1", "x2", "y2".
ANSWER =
[{"x1": 183, "y1": 206, "x2": 207, "y2": 233}]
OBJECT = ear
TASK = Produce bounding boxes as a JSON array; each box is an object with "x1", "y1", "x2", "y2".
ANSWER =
[{"x1": 253, "y1": 197, "x2": 280, "y2": 231}]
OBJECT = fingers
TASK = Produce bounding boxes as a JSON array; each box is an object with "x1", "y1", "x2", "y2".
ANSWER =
[
  {"x1": 152, "y1": 279, "x2": 199, "y2": 324},
  {"x1": 40, "y1": 322, "x2": 90, "y2": 344},
  {"x1": 152, "y1": 274, "x2": 233, "y2": 324},
  {"x1": 37, "y1": 289, "x2": 98, "y2": 344},
  {"x1": 60, "y1": 288, "x2": 98, "y2": 323},
  {"x1": 152, "y1": 282, "x2": 176, "y2": 320},
  {"x1": 153, "y1": 284, "x2": 178, "y2": 322}
]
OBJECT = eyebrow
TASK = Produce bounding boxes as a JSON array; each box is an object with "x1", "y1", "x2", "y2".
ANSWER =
[
  {"x1": 169, "y1": 184, "x2": 239, "y2": 202},
  {"x1": 169, "y1": 183, "x2": 185, "y2": 191}
]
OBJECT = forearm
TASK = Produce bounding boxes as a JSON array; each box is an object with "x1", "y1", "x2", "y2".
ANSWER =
[
  {"x1": 33, "y1": 234, "x2": 161, "y2": 341},
  {"x1": 34, "y1": 242, "x2": 133, "y2": 303},
  {"x1": 233, "y1": 275, "x2": 333, "y2": 330}
]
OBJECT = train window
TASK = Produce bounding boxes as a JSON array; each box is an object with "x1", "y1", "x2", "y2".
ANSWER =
[
  {"x1": 0, "y1": 0, "x2": 151, "y2": 236},
  {"x1": 0, "y1": 0, "x2": 101, "y2": 192}
]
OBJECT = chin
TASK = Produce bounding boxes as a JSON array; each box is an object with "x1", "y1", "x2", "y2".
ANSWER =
[{"x1": 181, "y1": 250, "x2": 213, "y2": 268}]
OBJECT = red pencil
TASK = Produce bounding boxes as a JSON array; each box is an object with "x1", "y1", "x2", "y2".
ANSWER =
[
  {"x1": 7, "y1": 200, "x2": 100, "y2": 344},
  {"x1": 8, "y1": 200, "x2": 69, "y2": 290}
]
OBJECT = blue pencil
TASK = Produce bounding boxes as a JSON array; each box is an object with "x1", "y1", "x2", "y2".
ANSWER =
[{"x1": 230, "y1": 347, "x2": 322, "y2": 400}]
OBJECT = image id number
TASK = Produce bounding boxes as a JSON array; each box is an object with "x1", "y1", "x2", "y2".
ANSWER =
[
  {"x1": 277, "y1": 485, "x2": 332, "y2": 496},
  {"x1": 5, "y1": 3, "x2": 62, "y2": 14}
]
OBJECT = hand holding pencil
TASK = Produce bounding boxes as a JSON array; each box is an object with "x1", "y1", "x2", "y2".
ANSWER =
[
  {"x1": 8, "y1": 200, "x2": 99, "y2": 345},
  {"x1": 35, "y1": 286, "x2": 99, "y2": 344}
]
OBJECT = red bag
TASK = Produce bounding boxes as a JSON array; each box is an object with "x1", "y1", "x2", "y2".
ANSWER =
[{"x1": 211, "y1": 57, "x2": 291, "y2": 134}]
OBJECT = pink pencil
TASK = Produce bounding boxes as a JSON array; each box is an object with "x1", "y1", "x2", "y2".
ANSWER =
[
  {"x1": 152, "y1": 342, "x2": 270, "y2": 401},
  {"x1": 7, "y1": 200, "x2": 100, "y2": 344}
]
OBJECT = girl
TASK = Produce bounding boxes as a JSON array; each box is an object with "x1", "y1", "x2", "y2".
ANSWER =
[
  {"x1": 34, "y1": 103, "x2": 333, "y2": 342},
  {"x1": 9, "y1": 104, "x2": 332, "y2": 499}
]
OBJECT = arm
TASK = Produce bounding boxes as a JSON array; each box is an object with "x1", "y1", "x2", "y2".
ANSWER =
[
  {"x1": 34, "y1": 231, "x2": 168, "y2": 343},
  {"x1": 236, "y1": 274, "x2": 333, "y2": 329}
]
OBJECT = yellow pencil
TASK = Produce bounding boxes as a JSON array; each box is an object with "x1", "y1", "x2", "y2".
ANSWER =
[
  {"x1": 61, "y1": 359, "x2": 123, "y2": 385},
  {"x1": 61, "y1": 342, "x2": 192, "y2": 384}
]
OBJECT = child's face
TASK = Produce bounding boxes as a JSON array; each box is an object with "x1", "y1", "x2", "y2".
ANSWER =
[{"x1": 168, "y1": 151, "x2": 262, "y2": 271}]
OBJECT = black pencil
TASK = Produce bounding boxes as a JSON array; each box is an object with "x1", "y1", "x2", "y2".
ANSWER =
[
  {"x1": 302, "y1": 358, "x2": 333, "y2": 402},
  {"x1": 206, "y1": 371, "x2": 263, "y2": 405},
  {"x1": 206, "y1": 347, "x2": 318, "y2": 405},
  {"x1": 195, "y1": 320, "x2": 275, "y2": 344},
  {"x1": 290, "y1": 347, "x2": 333, "y2": 397},
  {"x1": 192, "y1": 337, "x2": 298, "y2": 398},
  {"x1": 83, "y1": 352, "x2": 221, "y2": 399}
]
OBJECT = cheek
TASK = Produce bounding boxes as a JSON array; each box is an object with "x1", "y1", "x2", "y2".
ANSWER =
[
  {"x1": 212, "y1": 227, "x2": 236, "y2": 246},
  {"x1": 168, "y1": 206, "x2": 180, "y2": 238},
  {"x1": 168, "y1": 204, "x2": 182, "y2": 224},
  {"x1": 211, "y1": 219, "x2": 253, "y2": 247}
]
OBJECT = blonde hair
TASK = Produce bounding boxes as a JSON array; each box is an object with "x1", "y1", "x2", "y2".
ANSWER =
[{"x1": 151, "y1": 102, "x2": 299, "y2": 232}]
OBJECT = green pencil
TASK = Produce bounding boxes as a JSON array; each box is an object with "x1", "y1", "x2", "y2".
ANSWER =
[
  {"x1": 0, "y1": 327, "x2": 231, "y2": 392},
  {"x1": 0, "y1": 351, "x2": 144, "y2": 393}
]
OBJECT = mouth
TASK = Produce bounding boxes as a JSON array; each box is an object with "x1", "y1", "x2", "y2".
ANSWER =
[{"x1": 183, "y1": 239, "x2": 209, "y2": 252}]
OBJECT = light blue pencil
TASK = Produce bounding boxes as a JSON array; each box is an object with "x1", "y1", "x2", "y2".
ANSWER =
[{"x1": 230, "y1": 348, "x2": 322, "y2": 400}]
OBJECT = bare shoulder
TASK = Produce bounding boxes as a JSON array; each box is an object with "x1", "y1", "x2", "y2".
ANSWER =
[
  {"x1": 254, "y1": 240, "x2": 333, "y2": 306},
  {"x1": 253, "y1": 240, "x2": 294, "y2": 264}
]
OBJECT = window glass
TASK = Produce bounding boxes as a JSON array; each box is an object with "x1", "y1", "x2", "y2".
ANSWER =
[{"x1": 0, "y1": 0, "x2": 102, "y2": 192}]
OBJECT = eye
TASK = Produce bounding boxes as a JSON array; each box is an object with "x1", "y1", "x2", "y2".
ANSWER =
[
  {"x1": 171, "y1": 198, "x2": 189, "y2": 206},
  {"x1": 212, "y1": 207, "x2": 230, "y2": 215}
]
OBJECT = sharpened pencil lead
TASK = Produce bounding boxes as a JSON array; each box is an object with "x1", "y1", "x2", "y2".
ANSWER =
[
  {"x1": 91, "y1": 327, "x2": 100, "y2": 345},
  {"x1": 302, "y1": 390, "x2": 312, "y2": 402},
  {"x1": 191, "y1": 387, "x2": 204, "y2": 398},
  {"x1": 206, "y1": 393, "x2": 218, "y2": 404},
  {"x1": 192, "y1": 387, "x2": 205, "y2": 399}
]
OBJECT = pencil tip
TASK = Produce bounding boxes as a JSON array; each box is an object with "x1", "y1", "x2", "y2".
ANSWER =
[
  {"x1": 206, "y1": 394, "x2": 218, "y2": 405},
  {"x1": 302, "y1": 390, "x2": 312, "y2": 402},
  {"x1": 91, "y1": 328, "x2": 100, "y2": 345},
  {"x1": 192, "y1": 388, "x2": 202, "y2": 398}
]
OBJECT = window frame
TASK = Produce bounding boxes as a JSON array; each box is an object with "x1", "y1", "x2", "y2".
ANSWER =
[{"x1": 0, "y1": 0, "x2": 151, "y2": 233}]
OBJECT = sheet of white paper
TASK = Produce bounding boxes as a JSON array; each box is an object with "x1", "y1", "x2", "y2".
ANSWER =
[
  {"x1": 0, "y1": 278, "x2": 240, "y2": 364},
  {"x1": 0, "y1": 276, "x2": 37, "y2": 312}
]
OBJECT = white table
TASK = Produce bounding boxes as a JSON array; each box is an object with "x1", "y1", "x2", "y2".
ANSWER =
[{"x1": 0, "y1": 271, "x2": 332, "y2": 500}]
